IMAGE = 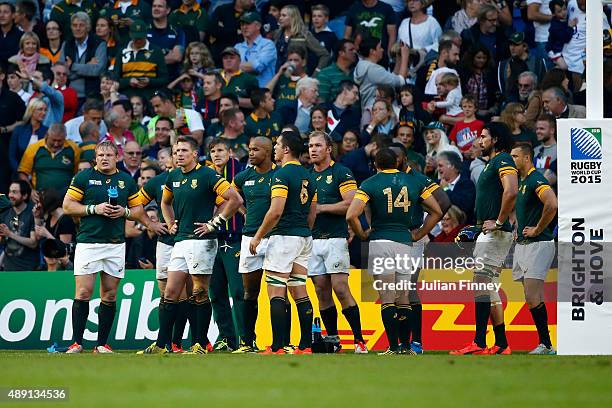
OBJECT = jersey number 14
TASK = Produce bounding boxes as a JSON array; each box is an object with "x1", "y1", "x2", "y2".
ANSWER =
[{"x1": 383, "y1": 186, "x2": 411, "y2": 213}]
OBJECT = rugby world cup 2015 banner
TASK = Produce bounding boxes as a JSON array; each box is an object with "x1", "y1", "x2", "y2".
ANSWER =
[
  {"x1": 556, "y1": 119, "x2": 612, "y2": 355},
  {"x1": 0, "y1": 269, "x2": 556, "y2": 350}
]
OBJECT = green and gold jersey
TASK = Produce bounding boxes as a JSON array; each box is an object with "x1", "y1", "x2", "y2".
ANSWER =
[
  {"x1": 169, "y1": 3, "x2": 210, "y2": 35},
  {"x1": 221, "y1": 70, "x2": 259, "y2": 100},
  {"x1": 475, "y1": 152, "x2": 518, "y2": 232},
  {"x1": 163, "y1": 164, "x2": 230, "y2": 242},
  {"x1": 221, "y1": 134, "x2": 250, "y2": 162},
  {"x1": 79, "y1": 141, "x2": 97, "y2": 164},
  {"x1": 101, "y1": 0, "x2": 152, "y2": 45},
  {"x1": 311, "y1": 161, "x2": 356, "y2": 239},
  {"x1": 355, "y1": 170, "x2": 432, "y2": 243},
  {"x1": 270, "y1": 161, "x2": 317, "y2": 237},
  {"x1": 516, "y1": 168, "x2": 554, "y2": 242},
  {"x1": 233, "y1": 165, "x2": 276, "y2": 236},
  {"x1": 18, "y1": 139, "x2": 80, "y2": 195},
  {"x1": 140, "y1": 170, "x2": 175, "y2": 246},
  {"x1": 245, "y1": 112, "x2": 283, "y2": 140},
  {"x1": 273, "y1": 75, "x2": 298, "y2": 109},
  {"x1": 67, "y1": 167, "x2": 140, "y2": 244},
  {"x1": 405, "y1": 166, "x2": 440, "y2": 230}
]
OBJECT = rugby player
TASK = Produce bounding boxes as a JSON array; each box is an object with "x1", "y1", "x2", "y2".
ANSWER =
[
  {"x1": 450, "y1": 122, "x2": 518, "y2": 355},
  {"x1": 347, "y1": 148, "x2": 443, "y2": 355},
  {"x1": 389, "y1": 142, "x2": 450, "y2": 354},
  {"x1": 64, "y1": 141, "x2": 166, "y2": 353},
  {"x1": 511, "y1": 142, "x2": 557, "y2": 355},
  {"x1": 232, "y1": 137, "x2": 276, "y2": 353},
  {"x1": 138, "y1": 143, "x2": 192, "y2": 353},
  {"x1": 308, "y1": 131, "x2": 367, "y2": 353},
  {"x1": 249, "y1": 130, "x2": 317, "y2": 354},
  {"x1": 140, "y1": 136, "x2": 243, "y2": 354}
]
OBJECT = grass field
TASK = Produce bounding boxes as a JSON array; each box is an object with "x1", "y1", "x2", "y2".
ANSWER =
[{"x1": 2, "y1": 352, "x2": 612, "y2": 407}]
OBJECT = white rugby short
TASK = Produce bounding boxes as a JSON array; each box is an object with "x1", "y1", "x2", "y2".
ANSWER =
[
  {"x1": 74, "y1": 243, "x2": 126, "y2": 278},
  {"x1": 263, "y1": 235, "x2": 312, "y2": 273},
  {"x1": 155, "y1": 241, "x2": 173, "y2": 280},
  {"x1": 512, "y1": 240, "x2": 556, "y2": 281},
  {"x1": 239, "y1": 235, "x2": 268, "y2": 273},
  {"x1": 473, "y1": 230, "x2": 513, "y2": 268},
  {"x1": 308, "y1": 238, "x2": 350, "y2": 276},
  {"x1": 168, "y1": 239, "x2": 217, "y2": 275},
  {"x1": 367, "y1": 240, "x2": 424, "y2": 276}
]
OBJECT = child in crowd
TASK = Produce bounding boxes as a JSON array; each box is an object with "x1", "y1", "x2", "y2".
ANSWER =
[
  {"x1": 546, "y1": 0, "x2": 577, "y2": 70},
  {"x1": 167, "y1": 71, "x2": 199, "y2": 110},
  {"x1": 183, "y1": 42, "x2": 215, "y2": 88},
  {"x1": 428, "y1": 73, "x2": 463, "y2": 126},
  {"x1": 448, "y1": 95, "x2": 484, "y2": 158}
]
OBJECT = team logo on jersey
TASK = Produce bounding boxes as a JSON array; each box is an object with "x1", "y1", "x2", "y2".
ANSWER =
[
  {"x1": 326, "y1": 175, "x2": 333, "y2": 184},
  {"x1": 191, "y1": 179, "x2": 198, "y2": 189},
  {"x1": 118, "y1": 180, "x2": 125, "y2": 189},
  {"x1": 61, "y1": 155, "x2": 71, "y2": 165}
]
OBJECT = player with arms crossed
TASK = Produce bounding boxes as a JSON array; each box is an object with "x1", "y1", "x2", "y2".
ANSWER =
[
  {"x1": 249, "y1": 130, "x2": 317, "y2": 354},
  {"x1": 451, "y1": 122, "x2": 518, "y2": 355},
  {"x1": 64, "y1": 140, "x2": 165, "y2": 353},
  {"x1": 140, "y1": 136, "x2": 243, "y2": 354},
  {"x1": 511, "y1": 142, "x2": 557, "y2": 355},
  {"x1": 347, "y1": 148, "x2": 443, "y2": 355},
  {"x1": 231, "y1": 137, "x2": 277, "y2": 353},
  {"x1": 389, "y1": 142, "x2": 450, "y2": 354},
  {"x1": 308, "y1": 131, "x2": 367, "y2": 353}
]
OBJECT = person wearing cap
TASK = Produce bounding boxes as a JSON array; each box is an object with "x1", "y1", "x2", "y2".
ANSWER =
[
  {"x1": 497, "y1": 31, "x2": 547, "y2": 103},
  {"x1": 220, "y1": 46, "x2": 258, "y2": 110},
  {"x1": 208, "y1": 0, "x2": 256, "y2": 65},
  {"x1": 169, "y1": 0, "x2": 211, "y2": 44},
  {"x1": 115, "y1": 19, "x2": 168, "y2": 101},
  {"x1": 100, "y1": 0, "x2": 151, "y2": 46},
  {"x1": 423, "y1": 120, "x2": 461, "y2": 179},
  {"x1": 235, "y1": 10, "x2": 278, "y2": 87},
  {"x1": 147, "y1": 0, "x2": 186, "y2": 80}
]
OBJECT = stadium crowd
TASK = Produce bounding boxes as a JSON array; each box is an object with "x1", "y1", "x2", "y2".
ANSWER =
[{"x1": 0, "y1": 0, "x2": 611, "y2": 354}]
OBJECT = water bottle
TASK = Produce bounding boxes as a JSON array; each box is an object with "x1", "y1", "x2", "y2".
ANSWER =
[
  {"x1": 312, "y1": 317, "x2": 322, "y2": 343},
  {"x1": 107, "y1": 186, "x2": 118, "y2": 206}
]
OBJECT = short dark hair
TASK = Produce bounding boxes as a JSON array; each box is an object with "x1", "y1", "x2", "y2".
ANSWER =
[
  {"x1": 141, "y1": 165, "x2": 161, "y2": 176},
  {"x1": 251, "y1": 87, "x2": 271, "y2": 108},
  {"x1": 152, "y1": 89, "x2": 173, "y2": 102},
  {"x1": 336, "y1": 39, "x2": 353, "y2": 56},
  {"x1": 209, "y1": 137, "x2": 232, "y2": 151},
  {"x1": 438, "y1": 151, "x2": 463, "y2": 171},
  {"x1": 287, "y1": 45, "x2": 307, "y2": 60},
  {"x1": 16, "y1": 0, "x2": 36, "y2": 20},
  {"x1": 203, "y1": 71, "x2": 223, "y2": 86},
  {"x1": 82, "y1": 98, "x2": 104, "y2": 113},
  {"x1": 220, "y1": 108, "x2": 241, "y2": 127},
  {"x1": 279, "y1": 130, "x2": 303, "y2": 157},
  {"x1": 358, "y1": 36, "x2": 380, "y2": 58},
  {"x1": 39, "y1": 188, "x2": 62, "y2": 213},
  {"x1": 156, "y1": 116, "x2": 174, "y2": 129},
  {"x1": 175, "y1": 135, "x2": 198, "y2": 150},
  {"x1": 376, "y1": 84, "x2": 395, "y2": 100},
  {"x1": 220, "y1": 93, "x2": 239, "y2": 107},
  {"x1": 549, "y1": 0, "x2": 564, "y2": 12},
  {"x1": 512, "y1": 142, "x2": 534, "y2": 160},
  {"x1": 438, "y1": 40, "x2": 455, "y2": 54},
  {"x1": 113, "y1": 99, "x2": 133, "y2": 113},
  {"x1": 335, "y1": 80, "x2": 357, "y2": 99},
  {"x1": 0, "y1": 2, "x2": 16, "y2": 13},
  {"x1": 374, "y1": 148, "x2": 397, "y2": 170},
  {"x1": 536, "y1": 113, "x2": 556, "y2": 129},
  {"x1": 484, "y1": 122, "x2": 513, "y2": 153},
  {"x1": 11, "y1": 179, "x2": 32, "y2": 200}
]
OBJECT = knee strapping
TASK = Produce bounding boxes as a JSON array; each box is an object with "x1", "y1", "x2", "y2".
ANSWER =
[
  {"x1": 287, "y1": 274, "x2": 307, "y2": 287},
  {"x1": 266, "y1": 274, "x2": 289, "y2": 288}
]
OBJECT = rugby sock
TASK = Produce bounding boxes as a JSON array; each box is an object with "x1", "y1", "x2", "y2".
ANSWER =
[
  {"x1": 172, "y1": 299, "x2": 189, "y2": 347},
  {"x1": 186, "y1": 299, "x2": 198, "y2": 346},
  {"x1": 474, "y1": 295, "x2": 491, "y2": 348},
  {"x1": 396, "y1": 304, "x2": 412, "y2": 347},
  {"x1": 195, "y1": 300, "x2": 212, "y2": 346},
  {"x1": 243, "y1": 299, "x2": 258, "y2": 345},
  {"x1": 295, "y1": 297, "x2": 313, "y2": 349},
  {"x1": 320, "y1": 306, "x2": 338, "y2": 336},
  {"x1": 493, "y1": 323, "x2": 508, "y2": 349},
  {"x1": 284, "y1": 301, "x2": 292, "y2": 346},
  {"x1": 342, "y1": 305, "x2": 364, "y2": 343},
  {"x1": 71, "y1": 299, "x2": 89, "y2": 345},
  {"x1": 381, "y1": 303, "x2": 399, "y2": 351},
  {"x1": 270, "y1": 297, "x2": 287, "y2": 351},
  {"x1": 410, "y1": 303, "x2": 423, "y2": 344},
  {"x1": 157, "y1": 299, "x2": 177, "y2": 348},
  {"x1": 530, "y1": 303, "x2": 552, "y2": 348},
  {"x1": 97, "y1": 301, "x2": 116, "y2": 347}
]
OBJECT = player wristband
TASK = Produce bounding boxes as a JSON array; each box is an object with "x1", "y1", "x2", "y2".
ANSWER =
[
  {"x1": 86, "y1": 205, "x2": 96, "y2": 216},
  {"x1": 124, "y1": 207, "x2": 131, "y2": 218},
  {"x1": 206, "y1": 214, "x2": 228, "y2": 230},
  {"x1": 495, "y1": 220, "x2": 503, "y2": 228}
]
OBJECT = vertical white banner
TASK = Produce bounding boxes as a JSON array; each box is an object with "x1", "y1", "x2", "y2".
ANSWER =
[{"x1": 557, "y1": 119, "x2": 612, "y2": 355}]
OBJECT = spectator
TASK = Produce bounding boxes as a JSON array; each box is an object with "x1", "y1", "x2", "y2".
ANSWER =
[
  {"x1": 9, "y1": 32, "x2": 52, "y2": 73},
  {"x1": 95, "y1": 16, "x2": 118, "y2": 69},
  {"x1": 344, "y1": 0, "x2": 396, "y2": 67},
  {"x1": 361, "y1": 98, "x2": 396, "y2": 145},
  {"x1": 448, "y1": 95, "x2": 484, "y2": 157},
  {"x1": 138, "y1": 165, "x2": 159, "y2": 189},
  {"x1": 0, "y1": 2, "x2": 24, "y2": 66},
  {"x1": 273, "y1": 4, "x2": 330, "y2": 74},
  {"x1": 437, "y1": 150, "x2": 475, "y2": 223},
  {"x1": 50, "y1": 0, "x2": 98, "y2": 40},
  {"x1": 398, "y1": 0, "x2": 442, "y2": 54},
  {"x1": 99, "y1": 72, "x2": 127, "y2": 113},
  {"x1": 309, "y1": 106, "x2": 328, "y2": 133},
  {"x1": 423, "y1": 120, "x2": 461, "y2": 178},
  {"x1": 546, "y1": 0, "x2": 576, "y2": 70},
  {"x1": 15, "y1": 67, "x2": 64, "y2": 129},
  {"x1": 209, "y1": 0, "x2": 255, "y2": 65},
  {"x1": 0, "y1": 180, "x2": 38, "y2": 271},
  {"x1": 397, "y1": 84, "x2": 428, "y2": 142},
  {"x1": 147, "y1": 0, "x2": 186, "y2": 80},
  {"x1": 118, "y1": 140, "x2": 143, "y2": 181},
  {"x1": 219, "y1": 47, "x2": 258, "y2": 109},
  {"x1": 518, "y1": 71, "x2": 543, "y2": 129},
  {"x1": 115, "y1": 19, "x2": 169, "y2": 100},
  {"x1": 394, "y1": 123, "x2": 425, "y2": 171},
  {"x1": 205, "y1": 93, "x2": 239, "y2": 140},
  {"x1": 40, "y1": 20, "x2": 64, "y2": 66},
  {"x1": 266, "y1": 46, "x2": 308, "y2": 111},
  {"x1": 33, "y1": 188, "x2": 75, "y2": 248},
  {"x1": 65, "y1": 98, "x2": 106, "y2": 143},
  {"x1": 432, "y1": 205, "x2": 467, "y2": 243},
  {"x1": 195, "y1": 71, "x2": 223, "y2": 129},
  {"x1": 497, "y1": 32, "x2": 547, "y2": 103},
  {"x1": 280, "y1": 76, "x2": 319, "y2": 133},
  {"x1": 337, "y1": 128, "x2": 359, "y2": 160},
  {"x1": 418, "y1": 39, "x2": 461, "y2": 99},
  {"x1": 113, "y1": 99, "x2": 148, "y2": 147},
  {"x1": 354, "y1": 36, "x2": 409, "y2": 125},
  {"x1": 77, "y1": 120, "x2": 100, "y2": 164},
  {"x1": 219, "y1": 108, "x2": 249, "y2": 162},
  {"x1": 148, "y1": 89, "x2": 204, "y2": 144},
  {"x1": 101, "y1": 0, "x2": 151, "y2": 46},
  {"x1": 9, "y1": 97, "x2": 48, "y2": 174},
  {"x1": 59, "y1": 12, "x2": 107, "y2": 104},
  {"x1": 499, "y1": 102, "x2": 539, "y2": 146},
  {"x1": 101, "y1": 103, "x2": 136, "y2": 158},
  {"x1": 526, "y1": 0, "x2": 552, "y2": 60},
  {"x1": 18, "y1": 123, "x2": 79, "y2": 196},
  {"x1": 340, "y1": 132, "x2": 387, "y2": 185},
  {"x1": 460, "y1": 3, "x2": 510, "y2": 62},
  {"x1": 450, "y1": 0, "x2": 481, "y2": 35},
  {"x1": 169, "y1": 0, "x2": 211, "y2": 44},
  {"x1": 325, "y1": 80, "x2": 361, "y2": 143},
  {"x1": 542, "y1": 86, "x2": 585, "y2": 118},
  {"x1": 310, "y1": 4, "x2": 338, "y2": 60},
  {"x1": 533, "y1": 113, "x2": 557, "y2": 175},
  {"x1": 244, "y1": 87, "x2": 283, "y2": 139},
  {"x1": 426, "y1": 72, "x2": 463, "y2": 126},
  {"x1": 143, "y1": 116, "x2": 173, "y2": 160},
  {"x1": 315, "y1": 39, "x2": 356, "y2": 103},
  {"x1": 52, "y1": 62, "x2": 78, "y2": 123},
  {"x1": 467, "y1": 140, "x2": 486, "y2": 185},
  {"x1": 235, "y1": 11, "x2": 278, "y2": 87},
  {"x1": 183, "y1": 41, "x2": 215, "y2": 88},
  {"x1": 6, "y1": 63, "x2": 33, "y2": 103},
  {"x1": 130, "y1": 95, "x2": 151, "y2": 127},
  {"x1": 13, "y1": 0, "x2": 45, "y2": 41}
]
